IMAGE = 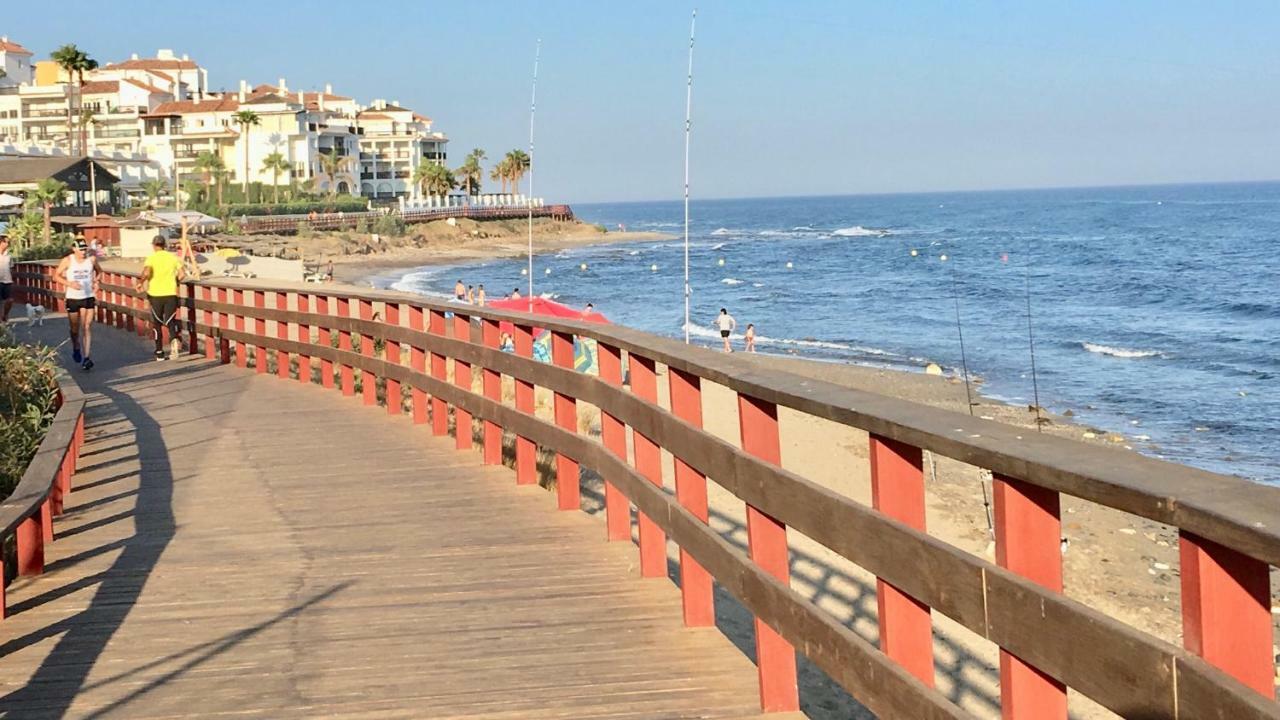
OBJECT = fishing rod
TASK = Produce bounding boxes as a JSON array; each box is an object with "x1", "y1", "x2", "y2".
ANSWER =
[
  {"x1": 942, "y1": 248, "x2": 993, "y2": 535},
  {"x1": 526, "y1": 39, "x2": 541, "y2": 307},
  {"x1": 1023, "y1": 237, "x2": 1045, "y2": 430},
  {"x1": 682, "y1": 9, "x2": 697, "y2": 344}
]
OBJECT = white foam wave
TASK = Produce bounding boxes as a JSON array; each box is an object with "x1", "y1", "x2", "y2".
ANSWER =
[
  {"x1": 752, "y1": 282, "x2": 765, "y2": 288},
  {"x1": 833, "y1": 225, "x2": 892, "y2": 237},
  {"x1": 710, "y1": 227, "x2": 737, "y2": 236},
  {"x1": 680, "y1": 323, "x2": 898, "y2": 357},
  {"x1": 1082, "y1": 342, "x2": 1164, "y2": 359},
  {"x1": 792, "y1": 225, "x2": 815, "y2": 231},
  {"x1": 628, "y1": 250, "x2": 641, "y2": 255},
  {"x1": 721, "y1": 278, "x2": 744, "y2": 285},
  {"x1": 710, "y1": 242, "x2": 726, "y2": 250}
]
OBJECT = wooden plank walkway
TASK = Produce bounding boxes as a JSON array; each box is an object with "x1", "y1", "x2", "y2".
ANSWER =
[{"x1": 0, "y1": 323, "x2": 773, "y2": 719}]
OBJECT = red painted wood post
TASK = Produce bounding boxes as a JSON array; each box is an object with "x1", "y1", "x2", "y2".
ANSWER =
[
  {"x1": 337, "y1": 297, "x2": 354, "y2": 397},
  {"x1": 481, "y1": 318, "x2": 503, "y2": 465},
  {"x1": 992, "y1": 474, "x2": 1067, "y2": 718},
  {"x1": 629, "y1": 355, "x2": 667, "y2": 578},
  {"x1": 202, "y1": 285, "x2": 216, "y2": 359},
  {"x1": 296, "y1": 294, "x2": 312, "y2": 384},
  {"x1": 217, "y1": 287, "x2": 231, "y2": 364},
  {"x1": 184, "y1": 282, "x2": 198, "y2": 355},
  {"x1": 869, "y1": 435, "x2": 936, "y2": 687},
  {"x1": 738, "y1": 393, "x2": 800, "y2": 712},
  {"x1": 253, "y1": 290, "x2": 268, "y2": 373},
  {"x1": 408, "y1": 306, "x2": 428, "y2": 424},
  {"x1": 316, "y1": 295, "x2": 335, "y2": 389},
  {"x1": 40, "y1": 497, "x2": 53, "y2": 542},
  {"x1": 512, "y1": 323, "x2": 536, "y2": 484},
  {"x1": 668, "y1": 368, "x2": 714, "y2": 627},
  {"x1": 428, "y1": 309, "x2": 449, "y2": 436},
  {"x1": 232, "y1": 289, "x2": 248, "y2": 368},
  {"x1": 385, "y1": 303, "x2": 402, "y2": 415},
  {"x1": 134, "y1": 284, "x2": 146, "y2": 337},
  {"x1": 597, "y1": 343, "x2": 631, "y2": 542},
  {"x1": 125, "y1": 275, "x2": 136, "y2": 332},
  {"x1": 1179, "y1": 531, "x2": 1274, "y2": 697},
  {"x1": 550, "y1": 331, "x2": 579, "y2": 510},
  {"x1": 358, "y1": 300, "x2": 376, "y2": 406},
  {"x1": 452, "y1": 312, "x2": 474, "y2": 450},
  {"x1": 15, "y1": 515, "x2": 43, "y2": 576},
  {"x1": 272, "y1": 292, "x2": 289, "y2": 379}
]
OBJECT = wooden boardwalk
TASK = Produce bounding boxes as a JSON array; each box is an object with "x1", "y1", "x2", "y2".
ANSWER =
[{"x1": 0, "y1": 324, "x2": 772, "y2": 719}]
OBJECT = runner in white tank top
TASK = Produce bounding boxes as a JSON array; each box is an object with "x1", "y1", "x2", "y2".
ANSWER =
[{"x1": 55, "y1": 239, "x2": 100, "y2": 370}]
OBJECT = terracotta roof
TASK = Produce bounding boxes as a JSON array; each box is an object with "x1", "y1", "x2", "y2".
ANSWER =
[
  {"x1": 79, "y1": 80, "x2": 121, "y2": 95},
  {"x1": 357, "y1": 112, "x2": 392, "y2": 121},
  {"x1": 122, "y1": 78, "x2": 168, "y2": 94},
  {"x1": 413, "y1": 113, "x2": 432, "y2": 123},
  {"x1": 245, "y1": 92, "x2": 293, "y2": 105},
  {"x1": 148, "y1": 97, "x2": 240, "y2": 115},
  {"x1": 148, "y1": 69, "x2": 174, "y2": 82},
  {"x1": 0, "y1": 39, "x2": 33, "y2": 55},
  {"x1": 103, "y1": 58, "x2": 199, "y2": 71}
]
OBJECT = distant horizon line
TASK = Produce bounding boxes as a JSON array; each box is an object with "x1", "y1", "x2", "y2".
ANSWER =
[{"x1": 572, "y1": 177, "x2": 1280, "y2": 206}]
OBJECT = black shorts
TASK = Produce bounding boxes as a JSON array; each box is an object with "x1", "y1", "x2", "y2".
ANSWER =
[
  {"x1": 149, "y1": 295, "x2": 180, "y2": 322},
  {"x1": 0, "y1": 283, "x2": 12, "y2": 301},
  {"x1": 720, "y1": 330, "x2": 730, "y2": 338},
  {"x1": 66, "y1": 297, "x2": 96, "y2": 313}
]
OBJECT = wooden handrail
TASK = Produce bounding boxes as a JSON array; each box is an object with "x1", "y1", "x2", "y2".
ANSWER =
[{"x1": 14, "y1": 263, "x2": 1279, "y2": 718}]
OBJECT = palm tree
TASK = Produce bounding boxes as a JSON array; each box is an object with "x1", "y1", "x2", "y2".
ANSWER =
[
  {"x1": 412, "y1": 162, "x2": 456, "y2": 198},
  {"x1": 141, "y1": 178, "x2": 167, "y2": 207},
  {"x1": 317, "y1": 150, "x2": 350, "y2": 200},
  {"x1": 455, "y1": 148, "x2": 485, "y2": 196},
  {"x1": 26, "y1": 178, "x2": 68, "y2": 246},
  {"x1": 504, "y1": 149, "x2": 531, "y2": 194},
  {"x1": 194, "y1": 150, "x2": 224, "y2": 206},
  {"x1": 261, "y1": 152, "x2": 291, "y2": 203},
  {"x1": 490, "y1": 158, "x2": 511, "y2": 194},
  {"x1": 50, "y1": 44, "x2": 98, "y2": 156},
  {"x1": 232, "y1": 110, "x2": 260, "y2": 199}
]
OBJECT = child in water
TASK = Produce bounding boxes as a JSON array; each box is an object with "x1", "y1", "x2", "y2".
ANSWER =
[{"x1": 745, "y1": 323, "x2": 756, "y2": 353}]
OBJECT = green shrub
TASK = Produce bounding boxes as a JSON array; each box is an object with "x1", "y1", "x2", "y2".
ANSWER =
[
  {"x1": 0, "y1": 327, "x2": 60, "y2": 497},
  {"x1": 354, "y1": 217, "x2": 369, "y2": 234},
  {"x1": 15, "y1": 235, "x2": 73, "y2": 261},
  {"x1": 296, "y1": 221, "x2": 314, "y2": 238},
  {"x1": 373, "y1": 214, "x2": 406, "y2": 237},
  {"x1": 593, "y1": 223, "x2": 608, "y2": 233},
  {"x1": 222, "y1": 198, "x2": 367, "y2": 217}
]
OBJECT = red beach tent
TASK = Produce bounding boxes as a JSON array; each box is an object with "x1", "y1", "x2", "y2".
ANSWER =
[{"x1": 486, "y1": 297, "x2": 609, "y2": 333}]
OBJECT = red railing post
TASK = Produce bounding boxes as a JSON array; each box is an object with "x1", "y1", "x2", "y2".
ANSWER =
[
  {"x1": 125, "y1": 275, "x2": 136, "y2": 333},
  {"x1": 597, "y1": 343, "x2": 631, "y2": 541},
  {"x1": 358, "y1": 299, "x2": 377, "y2": 406},
  {"x1": 184, "y1": 282, "x2": 198, "y2": 355},
  {"x1": 217, "y1": 287, "x2": 231, "y2": 364},
  {"x1": 453, "y1": 312, "x2": 474, "y2": 450},
  {"x1": 232, "y1": 289, "x2": 248, "y2": 368},
  {"x1": 40, "y1": 498, "x2": 53, "y2": 543},
  {"x1": 296, "y1": 294, "x2": 312, "y2": 384},
  {"x1": 629, "y1": 355, "x2": 666, "y2": 578},
  {"x1": 738, "y1": 393, "x2": 800, "y2": 712},
  {"x1": 551, "y1": 331, "x2": 579, "y2": 510},
  {"x1": 429, "y1": 309, "x2": 449, "y2": 436},
  {"x1": 993, "y1": 474, "x2": 1067, "y2": 718},
  {"x1": 337, "y1": 297, "x2": 354, "y2": 396},
  {"x1": 1179, "y1": 531, "x2": 1274, "y2": 697},
  {"x1": 409, "y1": 306, "x2": 427, "y2": 424},
  {"x1": 512, "y1": 323, "x2": 536, "y2": 484},
  {"x1": 15, "y1": 515, "x2": 43, "y2": 576},
  {"x1": 385, "y1": 303, "x2": 402, "y2": 415},
  {"x1": 316, "y1": 295, "x2": 335, "y2": 389},
  {"x1": 253, "y1": 290, "x2": 267, "y2": 373},
  {"x1": 481, "y1": 318, "x2": 503, "y2": 464},
  {"x1": 869, "y1": 435, "x2": 936, "y2": 687},
  {"x1": 669, "y1": 368, "x2": 714, "y2": 627},
  {"x1": 201, "y1": 285, "x2": 216, "y2": 359},
  {"x1": 275, "y1": 292, "x2": 290, "y2": 379}
]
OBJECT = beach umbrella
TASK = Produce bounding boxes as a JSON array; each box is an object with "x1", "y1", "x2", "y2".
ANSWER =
[{"x1": 0, "y1": 193, "x2": 23, "y2": 208}]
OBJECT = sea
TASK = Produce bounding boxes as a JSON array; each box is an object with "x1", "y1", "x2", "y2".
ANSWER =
[{"x1": 378, "y1": 182, "x2": 1280, "y2": 484}]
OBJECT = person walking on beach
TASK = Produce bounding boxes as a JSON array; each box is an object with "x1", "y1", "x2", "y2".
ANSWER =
[
  {"x1": 745, "y1": 323, "x2": 756, "y2": 353},
  {"x1": 476, "y1": 284, "x2": 486, "y2": 306},
  {"x1": 324, "y1": 260, "x2": 334, "y2": 282},
  {"x1": 0, "y1": 235, "x2": 14, "y2": 323},
  {"x1": 54, "y1": 238, "x2": 100, "y2": 371},
  {"x1": 715, "y1": 308, "x2": 736, "y2": 353},
  {"x1": 455, "y1": 279, "x2": 466, "y2": 301},
  {"x1": 135, "y1": 235, "x2": 187, "y2": 361}
]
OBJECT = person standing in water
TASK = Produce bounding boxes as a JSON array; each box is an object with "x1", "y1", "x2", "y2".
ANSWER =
[
  {"x1": 476, "y1": 285, "x2": 486, "y2": 306},
  {"x1": 511, "y1": 287, "x2": 522, "y2": 299},
  {"x1": 455, "y1": 279, "x2": 466, "y2": 300},
  {"x1": 744, "y1": 323, "x2": 756, "y2": 353},
  {"x1": 135, "y1": 235, "x2": 187, "y2": 361},
  {"x1": 465, "y1": 285, "x2": 475, "y2": 304},
  {"x1": 714, "y1": 308, "x2": 736, "y2": 353},
  {"x1": 55, "y1": 238, "x2": 101, "y2": 370}
]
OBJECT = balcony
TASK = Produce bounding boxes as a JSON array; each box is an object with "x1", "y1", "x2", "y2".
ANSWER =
[
  {"x1": 23, "y1": 108, "x2": 68, "y2": 119},
  {"x1": 93, "y1": 128, "x2": 140, "y2": 140},
  {"x1": 423, "y1": 151, "x2": 446, "y2": 161}
]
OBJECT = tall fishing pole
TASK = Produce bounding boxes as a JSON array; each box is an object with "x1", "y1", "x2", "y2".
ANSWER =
[
  {"x1": 527, "y1": 39, "x2": 541, "y2": 307},
  {"x1": 682, "y1": 10, "x2": 697, "y2": 343},
  {"x1": 943, "y1": 251, "x2": 975, "y2": 416},
  {"x1": 1023, "y1": 238, "x2": 1044, "y2": 430}
]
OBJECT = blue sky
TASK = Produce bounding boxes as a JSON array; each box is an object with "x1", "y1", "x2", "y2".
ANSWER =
[{"x1": 6, "y1": 1, "x2": 1279, "y2": 202}]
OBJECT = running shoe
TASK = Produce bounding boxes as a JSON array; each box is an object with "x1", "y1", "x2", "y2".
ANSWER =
[
  {"x1": 154, "y1": 349, "x2": 167, "y2": 361},
  {"x1": 72, "y1": 347, "x2": 82, "y2": 364},
  {"x1": 81, "y1": 358, "x2": 93, "y2": 372}
]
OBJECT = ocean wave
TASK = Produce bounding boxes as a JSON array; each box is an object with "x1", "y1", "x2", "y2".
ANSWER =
[
  {"x1": 792, "y1": 225, "x2": 815, "y2": 231},
  {"x1": 710, "y1": 227, "x2": 736, "y2": 236},
  {"x1": 710, "y1": 242, "x2": 726, "y2": 250},
  {"x1": 680, "y1": 323, "x2": 899, "y2": 357},
  {"x1": 628, "y1": 250, "x2": 641, "y2": 255},
  {"x1": 721, "y1": 278, "x2": 744, "y2": 285},
  {"x1": 752, "y1": 282, "x2": 765, "y2": 288},
  {"x1": 1082, "y1": 342, "x2": 1165, "y2": 359},
  {"x1": 833, "y1": 225, "x2": 892, "y2": 237}
]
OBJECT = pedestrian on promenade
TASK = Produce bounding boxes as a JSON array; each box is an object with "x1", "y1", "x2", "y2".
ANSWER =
[
  {"x1": 745, "y1": 323, "x2": 756, "y2": 353},
  {"x1": 135, "y1": 235, "x2": 187, "y2": 361},
  {"x1": 0, "y1": 235, "x2": 14, "y2": 323},
  {"x1": 54, "y1": 238, "x2": 100, "y2": 370},
  {"x1": 476, "y1": 284, "x2": 486, "y2": 306},
  {"x1": 714, "y1": 308, "x2": 736, "y2": 353}
]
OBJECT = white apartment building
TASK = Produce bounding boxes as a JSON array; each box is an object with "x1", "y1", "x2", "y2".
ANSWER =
[
  {"x1": 356, "y1": 99, "x2": 448, "y2": 199},
  {"x1": 93, "y1": 50, "x2": 207, "y2": 101},
  {"x1": 0, "y1": 36, "x2": 35, "y2": 88}
]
